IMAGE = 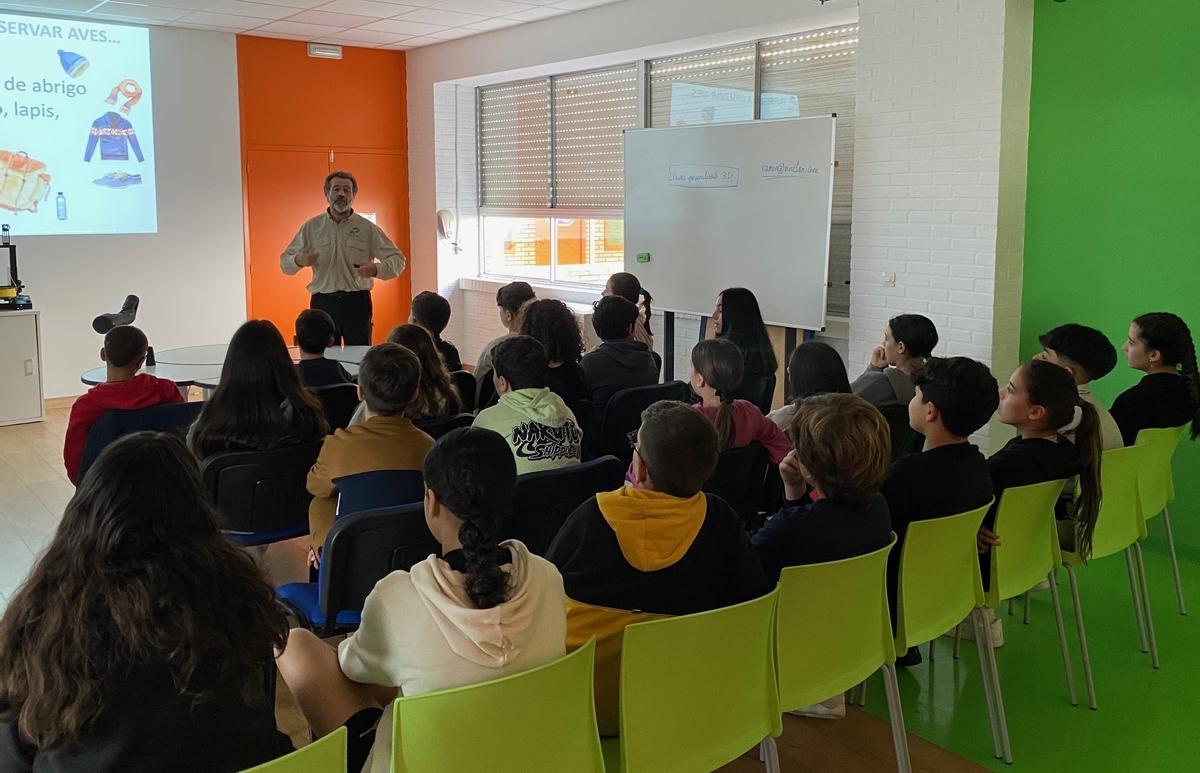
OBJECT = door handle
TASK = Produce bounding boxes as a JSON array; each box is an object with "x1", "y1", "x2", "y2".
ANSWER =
[{"x1": 24, "y1": 358, "x2": 33, "y2": 376}]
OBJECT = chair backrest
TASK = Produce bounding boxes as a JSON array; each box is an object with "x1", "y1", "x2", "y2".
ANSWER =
[
  {"x1": 79, "y1": 401, "x2": 204, "y2": 480},
  {"x1": 476, "y1": 369, "x2": 498, "y2": 413},
  {"x1": 242, "y1": 727, "x2": 347, "y2": 773},
  {"x1": 598, "y1": 381, "x2": 690, "y2": 463},
  {"x1": 414, "y1": 412, "x2": 474, "y2": 440},
  {"x1": 1135, "y1": 425, "x2": 1186, "y2": 518},
  {"x1": 776, "y1": 536, "x2": 897, "y2": 711},
  {"x1": 506, "y1": 455, "x2": 626, "y2": 554},
  {"x1": 879, "y1": 404, "x2": 922, "y2": 462},
  {"x1": 894, "y1": 501, "x2": 992, "y2": 650},
  {"x1": 310, "y1": 382, "x2": 360, "y2": 432},
  {"x1": 1088, "y1": 444, "x2": 1151, "y2": 559},
  {"x1": 450, "y1": 370, "x2": 477, "y2": 413},
  {"x1": 319, "y1": 503, "x2": 439, "y2": 620},
  {"x1": 392, "y1": 640, "x2": 604, "y2": 773},
  {"x1": 616, "y1": 590, "x2": 781, "y2": 773},
  {"x1": 987, "y1": 480, "x2": 1067, "y2": 604},
  {"x1": 736, "y1": 373, "x2": 776, "y2": 415},
  {"x1": 201, "y1": 440, "x2": 324, "y2": 536},
  {"x1": 334, "y1": 469, "x2": 425, "y2": 517},
  {"x1": 703, "y1": 442, "x2": 769, "y2": 527}
]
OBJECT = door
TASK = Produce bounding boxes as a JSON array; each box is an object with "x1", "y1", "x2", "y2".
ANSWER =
[
  {"x1": 0, "y1": 314, "x2": 42, "y2": 424},
  {"x1": 245, "y1": 149, "x2": 329, "y2": 336},
  {"x1": 331, "y1": 151, "x2": 411, "y2": 342}
]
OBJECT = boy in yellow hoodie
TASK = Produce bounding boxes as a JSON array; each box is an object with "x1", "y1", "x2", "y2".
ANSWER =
[{"x1": 545, "y1": 400, "x2": 768, "y2": 735}]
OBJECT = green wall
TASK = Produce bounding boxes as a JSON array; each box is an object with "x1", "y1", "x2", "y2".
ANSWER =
[{"x1": 1023, "y1": 0, "x2": 1200, "y2": 550}]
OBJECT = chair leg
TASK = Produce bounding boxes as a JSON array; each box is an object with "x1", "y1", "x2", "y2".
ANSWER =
[
  {"x1": 1065, "y1": 564, "x2": 1097, "y2": 710},
  {"x1": 1133, "y1": 542, "x2": 1161, "y2": 669},
  {"x1": 881, "y1": 664, "x2": 913, "y2": 773},
  {"x1": 971, "y1": 609, "x2": 1003, "y2": 760},
  {"x1": 1161, "y1": 506, "x2": 1187, "y2": 616},
  {"x1": 1047, "y1": 570, "x2": 1078, "y2": 707},
  {"x1": 858, "y1": 679, "x2": 868, "y2": 706},
  {"x1": 1007, "y1": 597, "x2": 1015, "y2": 616},
  {"x1": 1023, "y1": 591, "x2": 1030, "y2": 625},
  {"x1": 980, "y1": 610, "x2": 1013, "y2": 764},
  {"x1": 953, "y1": 622, "x2": 962, "y2": 660},
  {"x1": 759, "y1": 737, "x2": 781, "y2": 773},
  {"x1": 1126, "y1": 548, "x2": 1149, "y2": 653}
]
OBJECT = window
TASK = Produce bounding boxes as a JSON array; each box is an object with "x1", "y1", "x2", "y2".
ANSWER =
[{"x1": 475, "y1": 24, "x2": 857, "y2": 307}]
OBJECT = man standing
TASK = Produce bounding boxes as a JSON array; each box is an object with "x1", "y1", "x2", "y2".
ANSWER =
[{"x1": 280, "y1": 171, "x2": 406, "y2": 345}]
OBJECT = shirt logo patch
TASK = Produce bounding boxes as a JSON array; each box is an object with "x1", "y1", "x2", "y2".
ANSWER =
[{"x1": 511, "y1": 421, "x2": 582, "y2": 462}]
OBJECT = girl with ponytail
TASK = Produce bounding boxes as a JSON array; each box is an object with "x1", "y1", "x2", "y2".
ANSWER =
[
  {"x1": 1111, "y1": 312, "x2": 1200, "y2": 446},
  {"x1": 688, "y1": 338, "x2": 791, "y2": 464},
  {"x1": 605, "y1": 271, "x2": 654, "y2": 350},
  {"x1": 276, "y1": 427, "x2": 567, "y2": 773}
]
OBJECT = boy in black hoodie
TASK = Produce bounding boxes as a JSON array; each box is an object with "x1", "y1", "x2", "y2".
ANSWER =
[{"x1": 581, "y1": 296, "x2": 661, "y2": 407}]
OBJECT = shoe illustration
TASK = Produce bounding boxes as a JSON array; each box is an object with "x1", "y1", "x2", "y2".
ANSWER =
[{"x1": 93, "y1": 171, "x2": 143, "y2": 188}]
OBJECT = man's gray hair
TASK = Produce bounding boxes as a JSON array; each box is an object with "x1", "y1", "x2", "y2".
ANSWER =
[{"x1": 324, "y1": 170, "x2": 358, "y2": 196}]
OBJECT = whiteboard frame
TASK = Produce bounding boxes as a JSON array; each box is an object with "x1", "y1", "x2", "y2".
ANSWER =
[{"x1": 622, "y1": 115, "x2": 837, "y2": 331}]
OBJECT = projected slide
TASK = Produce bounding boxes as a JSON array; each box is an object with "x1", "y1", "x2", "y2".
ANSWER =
[{"x1": 0, "y1": 12, "x2": 155, "y2": 236}]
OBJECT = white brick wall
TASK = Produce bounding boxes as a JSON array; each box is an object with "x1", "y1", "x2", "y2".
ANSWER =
[{"x1": 851, "y1": 0, "x2": 1033, "y2": 451}]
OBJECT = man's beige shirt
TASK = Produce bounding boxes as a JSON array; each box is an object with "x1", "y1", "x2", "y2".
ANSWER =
[{"x1": 280, "y1": 210, "x2": 405, "y2": 294}]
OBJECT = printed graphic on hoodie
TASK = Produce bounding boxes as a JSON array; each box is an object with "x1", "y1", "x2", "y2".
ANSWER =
[{"x1": 511, "y1": 421, "x2": 583, "y2": 462}]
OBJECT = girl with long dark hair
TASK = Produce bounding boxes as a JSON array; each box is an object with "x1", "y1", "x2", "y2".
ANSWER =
[
  {"x1": 767, "y1": 340, "x2": 853, "y2": 430},
  {"x1": 689, "y1": 339, "x2": 791, "y2": 464},
  {"x1": 387, "y1": 324, "x2": 462, "y2": 419},
  {"x1": 276, "y1": 427, "x2": 567, "y2": 773},
  {"x1": 1110, "y1": 312, "x2": 1200, "y2": 445},
  {"x1": 712, "y1": 288, "x2": 778, "y2": 413},
  {"x1": 604, "y1": 271, "x2": 655, "y2": 350},
  {"x1": 187, "y1": 319, "x2": 328, "y2": 458},
  {"x1": 0, "y1": 432, "x2": 292, "y2": 771}
]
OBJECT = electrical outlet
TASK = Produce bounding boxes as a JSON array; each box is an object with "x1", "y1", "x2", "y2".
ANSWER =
[{"x1": 881, "y1": 271, "x2": 896, "y2": 288}]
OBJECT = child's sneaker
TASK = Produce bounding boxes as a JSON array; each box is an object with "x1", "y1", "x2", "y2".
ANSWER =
[{"x1": 787, "y1": 694, "x2": 846, "y2": 719}]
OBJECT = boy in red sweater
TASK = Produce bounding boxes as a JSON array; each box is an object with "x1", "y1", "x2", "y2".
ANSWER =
[{"x1": 64, "y1": 326, "x2": 184, "y2": 484}]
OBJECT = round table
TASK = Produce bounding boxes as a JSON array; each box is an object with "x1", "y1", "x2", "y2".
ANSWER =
[
  {"x1": 80, "y1": 363, "x2": 221, "y2": 387},
  {"x1": 80, "y1": 344, "x2": 367, "y2": 390},
  {"x1": 193, "y1": 361, "x2": 359, "y2": 390}
]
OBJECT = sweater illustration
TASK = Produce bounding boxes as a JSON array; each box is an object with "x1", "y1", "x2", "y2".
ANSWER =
[{"x1": 84, "y1": 112, "x2": 144, "y2": 162}]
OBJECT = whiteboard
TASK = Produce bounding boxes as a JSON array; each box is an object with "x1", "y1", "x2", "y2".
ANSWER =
[{"x1": 623, "y1": 116, "x2": 836, "y2": 330}]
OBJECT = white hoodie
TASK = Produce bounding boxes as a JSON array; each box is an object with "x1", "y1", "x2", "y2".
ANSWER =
[{"x1": 338, "y1": 540, "x2": 567, "y2": 773}]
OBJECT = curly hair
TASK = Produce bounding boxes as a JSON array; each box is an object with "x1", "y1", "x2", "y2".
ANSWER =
[
  {"x1": 0, "y1": 432, "x2": 288, "y2": 749},
  {"x1": 520, "y1": 299, "x2": 584, "y2": 365}
]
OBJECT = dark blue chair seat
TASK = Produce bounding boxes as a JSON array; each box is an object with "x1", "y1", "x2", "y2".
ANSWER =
[
  {"x1": 311, "y1": 383, "x2": 360, "y2": 432},
  {"x1": 450, "y1": 371, "x2": 477, "y2": 414},
  {"x1": 597, "y1": 381, "x2": 690, "y2": 464},
  {"x1": 334, "y1": 469, "x2": 425, "y2": 517},
  {"x1": 507, "y1": 455, "x2": 626, "y2": 555},
  {"x1": 79, "y1": 401, "x2": 204, "y2": 481},
  {"x1": 277, "y1": 503, "x2": 439, "y2": 636},
  {"x1": 414, "y1": 412, "x2": 475, "y2": 440},
  {"x1": 202, "y1": 440, "x2": 324, "y2": 546},
  {"x1": 703, "y1": 442, "x2": 770, "y2": 528}
]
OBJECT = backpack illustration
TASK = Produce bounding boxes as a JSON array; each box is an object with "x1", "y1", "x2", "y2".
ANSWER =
[{"x1": 0, "y1": 151, "x2": 52, "y2": 214}]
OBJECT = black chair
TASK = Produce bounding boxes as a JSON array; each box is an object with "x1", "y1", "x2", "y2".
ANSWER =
[
  {"x1": 735, "y1": 373, "x2": 777, "y2": 415},
  {"x1": 334, "y1": 469, "x2": 425, "y2": 517},
  {"x1": 450, "y1": 370, "x2": 477, "y2": 413},
  {"x1": 476, "y1": 369, "x2": 498, "y2": 413},
  {"x1": 597, "y1": 381, "x2": 690, "y2": 463},
  {"x1": 78, "y1": 401, "x2": 205, "y2": 481},
  {"x1": 311, "y1": 383, "x2": 359, "y2": 432},
  {"x1": 880, "y1": 404, "x2": 923, "y2": 462},
  {"x1": 703, "y1": 442, "x2": 770, "y2": 527},
  {"x1": 415, "y1": 412, "x2": 475, "y2": 440},
  {"x1": 277, "y1": 503, "x2": 439, "y2": 636},
  {"x1": 505, "y1": 455, "x2": 626, "y2": 554},
  {"x1": 201, "y1": 439, "x2": 324, "y2": 546},
  {"x1": 570, "y1": 398, "x2": 597, "y2": 456}
]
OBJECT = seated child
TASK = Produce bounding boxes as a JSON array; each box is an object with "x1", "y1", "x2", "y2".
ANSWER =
[
  {"x1": 881, "y1": 357, "x2": 997, "y2": 653},
  {"x1": 1036, "y1": 323, "x2": 1122, "y2": 449},
  {"x1": 751, "y1": 393, "x2": 893, "y2": 584},
  {"x1": 472, "y1": 335, "x2": 582, "y2": 475},
  {"x1": 474, "y1": 281, "x2": 536, "y2": 406},
  {"x1": 852, "y1": 314, "x2": 939, "y2": 408},
  {"x1": 581, "y1": 295, "x2": 660, "y2": 406},
  {"x1": 546, "y1": 400, "x2": 768, "y2": 735},
  {"x1": 410, "y1": 291, "x2": 463, "y2": 371},
  {"x1": 603, "y1": 271, "x2": 655, "y2": 351},
  {"x1": 278, "y1": 427, "x2": 566, "y2": 773},
  {"x1": 767, "y1": 340, "x2": 853, "y2": 430},
  {"x1": 1110, "y1": 312, "x2": 1200, "y2": 445},
  {"x1": 294, "y1": 309, "x2": 354, "y2": 389},
  {"x1": 690, "y1": 338, "x2": 791, "y2": 464},
  {"x1": 307, "y1": 343, "x2": 434, "y2": 550},
  {"x1": 64, "y1": 325, "x2": 184, "y2": 484}
]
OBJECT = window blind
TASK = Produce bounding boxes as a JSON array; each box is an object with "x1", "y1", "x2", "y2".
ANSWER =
[
  {"x1": 552, "y1": 64, "x2": 640, "y2": 209},
  {"x1": 478, "y1": 78, "x2": 551, "y2": 208},
  {"x1": 648, "y1": 43, "x2": 757, "y2": 128}
]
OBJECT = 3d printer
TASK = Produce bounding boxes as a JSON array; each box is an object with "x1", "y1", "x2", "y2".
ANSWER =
[{"x1": 0, "y1": 224, "x2": 32, "y2": 311}]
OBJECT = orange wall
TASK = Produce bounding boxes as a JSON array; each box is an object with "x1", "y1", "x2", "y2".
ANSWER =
[{"x1": 236, "y1": 36, "x2": 411, "y2": 343}]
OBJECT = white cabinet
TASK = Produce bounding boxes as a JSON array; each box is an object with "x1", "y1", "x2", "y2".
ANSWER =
[{"x1": 0, "y1": 311, "x2": 44, "y2": 425}]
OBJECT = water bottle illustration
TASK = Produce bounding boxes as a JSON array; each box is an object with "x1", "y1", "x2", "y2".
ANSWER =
[
  {"x1": 56, "y1": 193, "x2": 67, "y2": 221},
  {"x1": 1, "y1": 224, "x2": 9, "y2": 245}
]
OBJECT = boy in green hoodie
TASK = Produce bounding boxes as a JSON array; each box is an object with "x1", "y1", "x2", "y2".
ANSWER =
[
  {"x1": 472, "y1": 335, "x2": 583, "y2": 475},
  {"x1": 546, "y1": 400, "x2": 768, "y2": 735}
]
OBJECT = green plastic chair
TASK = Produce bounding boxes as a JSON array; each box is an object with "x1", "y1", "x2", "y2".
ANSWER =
[
  {"x1": 604, "y1": 590, "x2": 782, "y2": 773},
  {"x1": 776, "y1": 535, "x2": 911, "y2": 773},
  {"x1": 1135, "y1": 425, "x2": 1188, "y2": 615},
  {"x1": 1061, "y1": 443, "x2": 1157, "y2": 710},
  {"x1": 894, "y1": 501, "x2": 1010, "y2": 764},
  {"x1": 390, "y1": 639, "x2": 604, "y2": 773},
  {"x1": 241, "y1": 727, "x2": 346, "y2": 773}
]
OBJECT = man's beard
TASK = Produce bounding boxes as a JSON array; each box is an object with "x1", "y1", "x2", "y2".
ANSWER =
[{"x1": 330, "y1": 198, "x2": 351, "y2": 213}]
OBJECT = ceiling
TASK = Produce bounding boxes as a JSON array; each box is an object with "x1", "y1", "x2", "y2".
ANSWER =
[{"x1": 0, "y1": 0, "x2": 625, "y2": 49}]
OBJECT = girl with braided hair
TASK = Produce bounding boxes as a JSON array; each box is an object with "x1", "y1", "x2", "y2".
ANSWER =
[
  {"x1": 689, "y1": 338, "x2": 791, "y2": 463},
  {"x1": 276, "y1": 427, "x2": 567, "y2": 773},
  {"x1": 1111, "y1": 312, "x2": 1200, "y2": 446}
]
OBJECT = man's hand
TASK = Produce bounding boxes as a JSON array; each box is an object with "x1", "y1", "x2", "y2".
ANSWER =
[
  {"x1": 870, "y1": 345, "x2": 889, "y2": 368},
  {"x1": 295, "y1": 245, "x2": 319, "y2": 268},
  {"x1": 779, "y1": 449, "x2": 810, "y2": 502},
  {"x1": 355, "y1": 262, "x2": 379, "y2": 278},
  {"x1": 977, "y1": 528, "x2": 1001, "y2": 554}
]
